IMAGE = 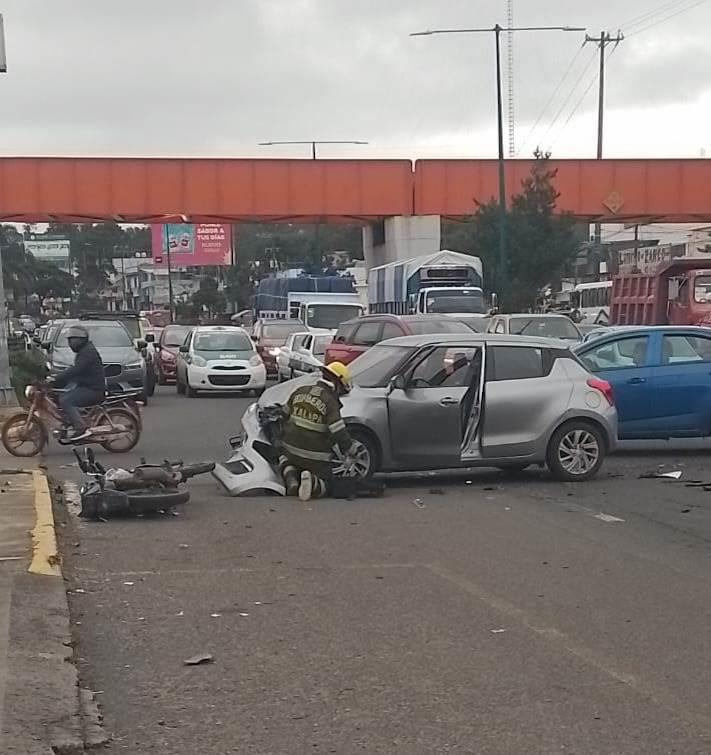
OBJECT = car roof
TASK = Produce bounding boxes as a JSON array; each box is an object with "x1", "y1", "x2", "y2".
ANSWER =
[
  {"x1": 374, "y1": 333, "x2": 569, "y2": 349},
  {"x1": 576, "y1": 324, "x2": 711, "y2": 343},
  {"x1": 193, "y1": 325, "x2": 248, "y2": 334},
  {"x1": 500, "y1": 313, "x2": 573, "y2": 319},
  {"x1": 339, "y1": 313, "x2": 462, "y2": 327}
]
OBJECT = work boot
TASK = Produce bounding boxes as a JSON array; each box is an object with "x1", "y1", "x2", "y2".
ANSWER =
[{"x1": 298, "y1": 471, "x2": 313, "y2": 502}]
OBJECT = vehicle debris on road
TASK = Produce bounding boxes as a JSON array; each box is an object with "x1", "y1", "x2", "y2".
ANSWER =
[{"x1": 183, "y1": 653, "x2": 214, "y2": 666}]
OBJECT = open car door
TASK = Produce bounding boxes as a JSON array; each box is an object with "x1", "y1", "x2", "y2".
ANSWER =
[{"x1": 460, "y1": 345, "x2": 486, "y2": 463}]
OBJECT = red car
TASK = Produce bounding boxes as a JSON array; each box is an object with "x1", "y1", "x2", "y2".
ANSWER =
[
  {"x1": 155, "y1": 324, "x2": 193, "y2": 384},
  {"x1": 252, "y1": 320, "x2": 307, "y2": 375},
  {"x1": 324, "y1": 314, "x2": 472, "y2": 365}
]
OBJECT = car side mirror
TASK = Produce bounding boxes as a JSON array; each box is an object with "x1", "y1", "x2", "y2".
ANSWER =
[
  {"x1": 251, "y1": 335, "x2": 258, "y2": 342},
  {"x1": 145, "y1": 333, "x2": 155, "y2": 343},
  {"x1": 179, "y1": 345, "x2": 189, "y2": 354},
  {"x1": 388, "y1": 374, "x2": 406, "y2": 393},
  {"x1": 32, "y1": 337, "x2": 41, "y2": 346},
  {"x1": 41, "y1": 342, "x2": 52, "y2": 351},
  {"x1": 136, "y1": 339, "x2": 147, "y2": 350}
]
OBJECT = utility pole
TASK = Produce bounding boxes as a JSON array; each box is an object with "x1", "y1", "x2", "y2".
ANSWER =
[
  {"x1": 164, "y1": 225, "x2": 175, "y2": 323},
  {"x1": 585, "y1": 30, "x2": 623, "y2": 253},
  {"x1": 411, "y1": 24, "x2": 585, "y2": 305},
  {"x1": 0, "y1": 14, "x2": 16, "y2": 406}
]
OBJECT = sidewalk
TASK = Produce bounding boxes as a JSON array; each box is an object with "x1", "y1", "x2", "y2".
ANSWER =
[{"x1": 0, "y1": 450, "x2": 86, "y2": 754}]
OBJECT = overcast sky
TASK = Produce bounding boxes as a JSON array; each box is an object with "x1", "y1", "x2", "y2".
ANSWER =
[{"x1": 1, "y1": 0, "x2": 709, "y2": 160}]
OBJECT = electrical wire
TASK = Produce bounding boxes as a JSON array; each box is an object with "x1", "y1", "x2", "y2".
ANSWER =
[
  {"x1": 515, "y1": 43, "x2": 585, "y2": 157},
  {"x1": 546, "y1": 45, "x2": 619, "y2": 153},
  {"x1": 535, "y1": 46, "x2": 598, "y2": 150},
  {"x1": 625, "y1": 0, "x2": 708, "y2": 37},
  {"x1": 616, "y1": 0, "x2": 698, "y2": 32}
]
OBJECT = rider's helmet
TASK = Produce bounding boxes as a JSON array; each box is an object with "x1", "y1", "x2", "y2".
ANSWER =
[
  {"x1": 65, "y1": 324, "x2": 89, "y2": 353},
  {"x1": 320, "y1": 361, "x2": 352, "y2": 394}
]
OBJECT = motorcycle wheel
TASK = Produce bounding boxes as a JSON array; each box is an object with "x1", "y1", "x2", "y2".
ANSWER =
[
  {"x1": 126, "y1": 488, "x2": 190, "y2": 510},
  {"x1": 1, "y1": 412, "x2": 47, "y2": 457},
  {"x1": 101, "y1": 408, "x2": 141, "y2": 453}
]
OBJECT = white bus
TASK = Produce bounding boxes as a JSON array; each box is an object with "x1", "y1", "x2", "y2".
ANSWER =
[{"x1": 574, "y1": 281, "x2": 612, "y2": 325}]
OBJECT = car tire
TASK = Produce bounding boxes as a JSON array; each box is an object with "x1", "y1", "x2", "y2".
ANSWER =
[
  {"x1": 186, "y1": 381, "x2": 198, "y2": 398},
  {"x1": 145, "y1": 371, "x2": 156, "y2": 397},
  {"x1": 335, "y1": 428, "x2": 379, "y2": 480},
  {"x1": 158, "y1": 369, "x2": 168, "y2": 386},
  {"x1": 140, "y1": 392, "x2": 149, "y2": 406},
  {"x1": 176, "y1": 376, "x2": 185, "y2": 395},
  {"x1": 546, "y1": 420, "x2": 605, "y2": 482}
]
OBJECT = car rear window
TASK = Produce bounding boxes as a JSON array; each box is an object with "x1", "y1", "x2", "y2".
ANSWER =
[
  {"x1": 162, "y1": 325, "x2": 192, "y2": 347},
  {"x1": 406, "y1": 319, "x2": 471, "y2": 335},
  {"x1": 509, "y1": 316, "x2": 580, "y2": 340},
  {"x1": 263, "y1": 322, "x2": 305, "y2": 338},
  {"x1": 489, "y1": 346, "x2": 546, "y2": 381},
  {"x1": 332, "y1": 321, "x2": 359, "y2": 344}
]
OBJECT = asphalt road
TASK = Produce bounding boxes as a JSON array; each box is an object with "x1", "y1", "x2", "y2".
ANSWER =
[{"x1": 47, "y1": 385, "x2": 711, "y2": 754}]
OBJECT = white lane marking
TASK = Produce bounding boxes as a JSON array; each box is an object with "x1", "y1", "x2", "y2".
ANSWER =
[{"x1": 564, "y1": 501, "x2": 625, "y2": 523}]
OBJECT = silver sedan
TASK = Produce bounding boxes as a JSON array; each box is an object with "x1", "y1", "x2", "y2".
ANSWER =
[{"x1": 259, "y1": 333, "x2": 618, "y2": 482}]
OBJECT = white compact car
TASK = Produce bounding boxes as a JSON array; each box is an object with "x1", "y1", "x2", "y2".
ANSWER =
[{"x1": 176, "y1": 325, "x2": 266, "y2": 397}]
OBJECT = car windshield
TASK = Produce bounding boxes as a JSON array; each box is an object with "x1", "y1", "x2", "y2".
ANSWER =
[
  {"x1": 349, "y1": 344, "x2": 415, "y2": 388},
  {"x1": 263, "y1": 322, "x2": 305, "y2": 338},
  {"x1": 305, "y1": 304, "x2": 363, "y2": 330},
  {"x1": 424, "y1": 290, "x2": 486, "y2": 314},
  {"x1": 313, "y1": 336, "x2": 332, "y2": 356},
  {"x1": 57, "y1": 323, "x2": 132, "y2": 348},
  {"x1": 694, "y1": 276, "x2": 711, "y2": 303},
  {"x1": 194, "y1": 331, "x2": 252, "y2": 352},
  {"x1": 406, "y1": 319, "x2": 471, "y2": 335},
  {"x1": 510, "y1": 317, "x2": 580, "y2": 340},
  {"x1": 162, "y1": 325, "x2": 192, "y2": 347}
]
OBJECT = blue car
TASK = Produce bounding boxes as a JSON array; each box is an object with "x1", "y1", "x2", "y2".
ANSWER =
[{"x1": 574, "y1": 326, "x2": 711, "y2": 439}]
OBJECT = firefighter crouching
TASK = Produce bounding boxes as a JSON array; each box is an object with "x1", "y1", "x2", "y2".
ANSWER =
[{"x1": 279, "y1": 361, "x2": 357, "y2": 501}]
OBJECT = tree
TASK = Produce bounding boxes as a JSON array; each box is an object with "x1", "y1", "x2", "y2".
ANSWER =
[
  {"x1": 442, "y1": 150, "x2": 578, "y2": 311},
  {"x1": 190, "y1": 276, "x2": 227, "y2": 318}
]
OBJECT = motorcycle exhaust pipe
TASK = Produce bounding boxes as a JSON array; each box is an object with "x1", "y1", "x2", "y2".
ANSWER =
[{"x1": 92, "y1": 423, "x2": 128, "y2": 434}]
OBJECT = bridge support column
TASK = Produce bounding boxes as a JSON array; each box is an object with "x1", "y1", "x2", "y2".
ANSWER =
[{"x1": 363, "y1": 215, "x2": 441, "y2": 270}]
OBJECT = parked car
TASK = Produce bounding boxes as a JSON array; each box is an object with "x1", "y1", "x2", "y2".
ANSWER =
[
  {"x1": 574, "y1": 325, "x2": 711, "y2": 440},
  {"x1": 45, "y1": 319, "x2": 149, "y2": 401},
  {"x1": 324, "y1": 314, "x2": 472, "y2": 366},
  {"x1": 252, "y1": 320, "x2": 307, "y2": 375},
  {"x1": 487, "y1": 314, "x2": 583, "y2": 343},
  {"x1": 176, "y1": 325, "x2": 266, "y2": 397},
  {"x1": 276, "y1": 332, "x2": 309, "y2": 382},
  {"x1": 288, "y1": 333, "x2": 332, "y2": 378},
  {"x1": 155, "y1": 324, "x2": 193, "y2": 384},
  {"x1": 260, "y1": 333, "x2": 617, "y2": 481}
]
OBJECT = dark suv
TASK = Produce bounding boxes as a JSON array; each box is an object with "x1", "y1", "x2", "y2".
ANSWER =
[{"x1": 324, "y1": 314, "x2": 472, "y2": 365}]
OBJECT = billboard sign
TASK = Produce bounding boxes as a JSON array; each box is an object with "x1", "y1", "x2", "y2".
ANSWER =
[
  {"x1": 25, "y1": 237, "x2": 71, "y2": 272},
  {"x1": 151, "y1": 223, "x2": 231, "y2": 267}
]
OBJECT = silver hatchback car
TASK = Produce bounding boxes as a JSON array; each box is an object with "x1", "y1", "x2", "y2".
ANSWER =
[{"x1": 260, "y1": 333, "x2": 618, "y2": 482}]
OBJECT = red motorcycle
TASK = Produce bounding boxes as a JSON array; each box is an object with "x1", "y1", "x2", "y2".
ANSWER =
[{"x1": 1, "y1": 383, "x2": 142, "y2": 457}]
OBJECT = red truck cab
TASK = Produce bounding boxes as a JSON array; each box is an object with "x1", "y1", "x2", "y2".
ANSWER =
[{"x1": 611, "y1": 259, "x2": 711, "y2": 327}]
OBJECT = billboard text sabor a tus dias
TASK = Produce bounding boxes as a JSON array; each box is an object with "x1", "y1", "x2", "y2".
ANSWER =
[{"x1": 151, "y1": 223, "x2": 231, "y2": 267}]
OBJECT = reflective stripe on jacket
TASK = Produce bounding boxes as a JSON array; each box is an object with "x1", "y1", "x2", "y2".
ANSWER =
[{"x1": 282, "y1": 379, "x2": 352, "y2": 462}]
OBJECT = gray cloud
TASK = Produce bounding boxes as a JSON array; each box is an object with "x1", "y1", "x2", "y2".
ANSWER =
[{"x1": 0, "y1": 0, "x2": 708, "y2": 156}]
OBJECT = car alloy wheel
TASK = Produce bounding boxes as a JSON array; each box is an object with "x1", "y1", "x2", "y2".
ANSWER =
[
  {"x1": 332, "y1": 436, "x2": 374, "y2": 479},
  {"x1": 557, "y1": 429, "x2": 600, "y2": 476}
]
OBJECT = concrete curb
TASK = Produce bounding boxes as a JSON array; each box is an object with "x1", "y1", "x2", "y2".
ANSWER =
[{"x1": 0, "y1": 464, "x2": 105, "y2": 753}]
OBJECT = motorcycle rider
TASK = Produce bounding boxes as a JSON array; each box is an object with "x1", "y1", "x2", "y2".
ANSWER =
[
  {"x1": 53, "y1": 325, "x2": 105, "y2": 441},
  {"x1": 279, "y1": 361, "x2": 357, "y2": 501}
]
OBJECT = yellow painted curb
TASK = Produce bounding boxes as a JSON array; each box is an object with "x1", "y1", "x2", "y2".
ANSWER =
[{"x1": 28, "y1": 469, "x2": 61, "y2": 577}]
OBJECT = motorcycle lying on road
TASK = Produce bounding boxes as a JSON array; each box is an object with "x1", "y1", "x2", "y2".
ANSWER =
[
  {"x1": 74, "y1": 447, "x2": 215, "y2": 520},
  {"x1": 1, "y1": 382, "x2": 142, "y2": 457}
]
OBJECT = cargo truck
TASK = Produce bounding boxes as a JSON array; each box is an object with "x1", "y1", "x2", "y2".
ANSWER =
[
  {"x1": 611, "y1": 258, "x2": 711, "y2": 326},
  {"x1": 368, "y1": 250, "x2": 485, "y2": 317}
]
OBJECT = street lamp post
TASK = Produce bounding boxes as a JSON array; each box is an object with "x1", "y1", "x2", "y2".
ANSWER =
[
  {"x1": 164, "y1": 225, "x2": 175, "y2": 323},
  {"x1": 0, "y1": 14, "x2": 15, "y2": 406},
  {"x1": 411, "y1": 24, "x2": 584, "y2": 304}
]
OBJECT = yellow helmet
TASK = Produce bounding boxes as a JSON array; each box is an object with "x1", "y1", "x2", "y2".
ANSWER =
[{"x1": 321, "y1": 361, "x2": 352, "y2": 391}]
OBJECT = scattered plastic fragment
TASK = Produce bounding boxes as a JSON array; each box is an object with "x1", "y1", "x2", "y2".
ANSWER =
[
  {"x1": 490, "y1": 629, "x2": 507, "y2": 634},
  {"x1": 123, "y1": 581, "x2": 134, "y2": 586},
  {"x1": 183, "y1": 653, "x2": 214, "y2": 666},
  {"x1": 413, "y1": 498, "x2": 426, "y2": 509},
  {"x1": 239, "y1": 612, "x2": 249, "y2": 617},
  {"x1": 210, "y1": 613, "x2": 222, "y2": 618}
]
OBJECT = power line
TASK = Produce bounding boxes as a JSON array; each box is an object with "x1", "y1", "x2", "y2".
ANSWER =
[
  {"x1": 516, "y1": 43, "x2": 585, "y2": 156},
  {"x1": 537, "y1": 46, "x2": 598, "y2": 149},
  {"x1": 618, "y1": 0, "x2": 704, "y2": 33},
  {"x1": 625, "y1": 0, "x2": 707, "y2": 37}
]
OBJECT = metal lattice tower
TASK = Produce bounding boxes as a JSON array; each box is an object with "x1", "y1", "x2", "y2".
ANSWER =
[{"x1": 506, "y1": 0, "x2": 515, "y2": 157}]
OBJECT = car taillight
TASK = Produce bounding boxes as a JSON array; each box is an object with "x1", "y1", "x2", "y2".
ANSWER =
[{"x1": 587, "y1": 377, "x2": 614, "y2": 406}]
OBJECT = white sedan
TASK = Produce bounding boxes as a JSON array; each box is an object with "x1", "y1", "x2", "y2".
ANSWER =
[
  {"x1": 176, "y1": 325, "x2": 266, "y2": 397},
  {"x1": 288, "y1": 333, "x2": 333, "y2": 377},
  {"x1": 276, "y1": 332, "x2": 310, "y2": 382}
]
